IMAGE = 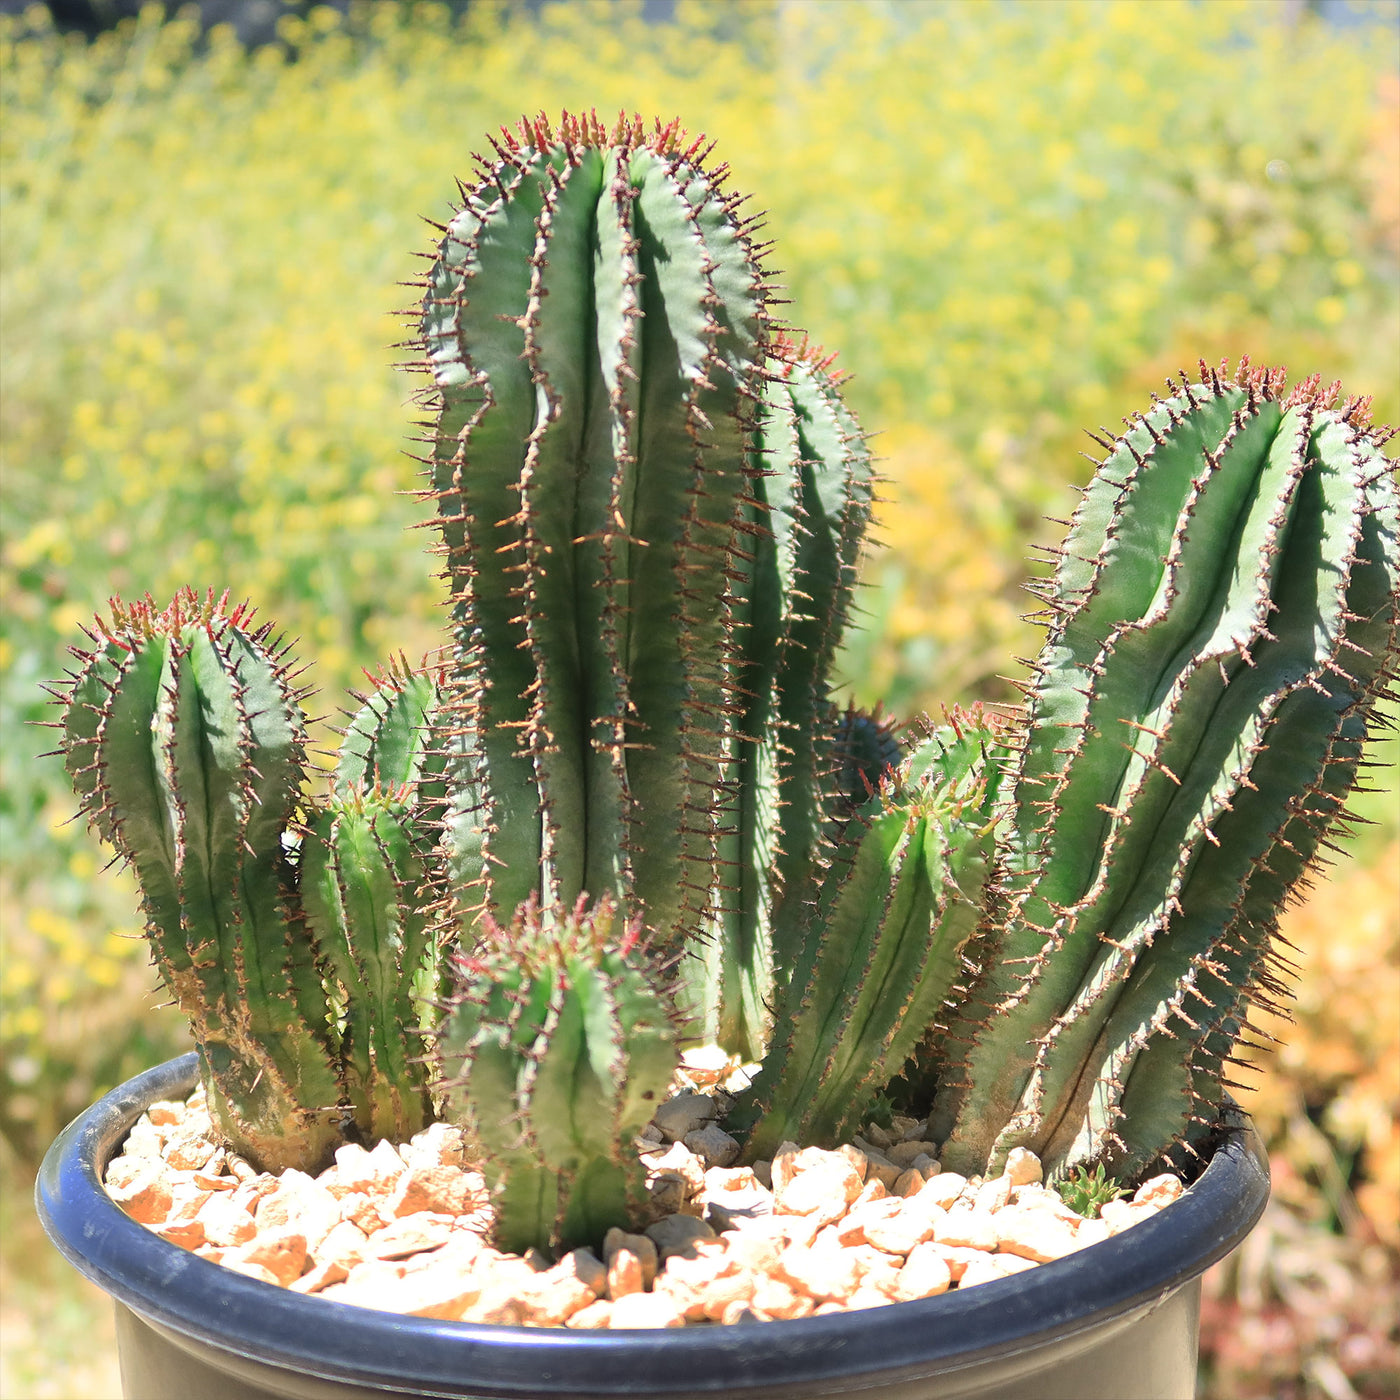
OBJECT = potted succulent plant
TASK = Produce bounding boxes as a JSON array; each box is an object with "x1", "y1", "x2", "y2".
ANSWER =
[{"x1": 37, "y1": 113, "x2": 1397, "y2": 1400}]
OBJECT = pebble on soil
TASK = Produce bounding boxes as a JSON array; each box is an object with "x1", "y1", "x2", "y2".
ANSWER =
[{"x1": 103, "y1": 1047, "x2": 1184, "y2": 1329}]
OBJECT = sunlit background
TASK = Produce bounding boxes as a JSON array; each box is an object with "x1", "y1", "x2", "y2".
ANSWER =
[{"x1": 1, "y1": 2, "x2": 1396, "y2": 1395}]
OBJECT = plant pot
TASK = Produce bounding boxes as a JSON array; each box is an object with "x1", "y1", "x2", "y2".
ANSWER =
[{"x1": 38, "y1": 1053, "x2": 1268, "y2": 1400}]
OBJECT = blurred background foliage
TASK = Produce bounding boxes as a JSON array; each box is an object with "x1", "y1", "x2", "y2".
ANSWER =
[{"x1": 1, "y1": 1, "x2": 1396, "y2": 1395}]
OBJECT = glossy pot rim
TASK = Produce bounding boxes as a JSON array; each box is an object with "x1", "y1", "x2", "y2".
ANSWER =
[{"x1": 36, "y1": 1053, "x2": 1269, "y2": 1397}]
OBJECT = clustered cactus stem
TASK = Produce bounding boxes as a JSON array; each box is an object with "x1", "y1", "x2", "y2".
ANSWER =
[
  {"x1": 54, "y1": 596, "x2": 449, "y2": 1171},
  {"x1": 414, "y1": 113, "x2": 872, "y2": 1062},
  {"x1": 49, "y1": 113, "x2": 1400, "y2": 1261},
  {"x1": 437, "y1": 895, "x2": 680, "y2": 1255},
  {"x1": 57, "y1": 590, "x2": 345, "y2": 1171},
  {"x1": 301, "y1": 785, "x2": 434, "y2": 1145},
  {"x1": 731, "y1": 712, "x2": 1013, "y2": 1159},
  {"x1": 930, "y1": 362, "x2": 1400, "y2": 1182}
]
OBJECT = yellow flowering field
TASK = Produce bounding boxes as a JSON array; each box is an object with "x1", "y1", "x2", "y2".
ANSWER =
[{"x1": 1, "y1": 3, "x2": 1396, "y2": 1391}]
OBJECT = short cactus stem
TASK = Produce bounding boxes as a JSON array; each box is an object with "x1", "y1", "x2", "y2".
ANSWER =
[
  {"x1": 56, "y1": 589, "x2": 344, "y2": 1172},
  {"x1": 829, "y1": 703, "x2": 905, "y2": 817},
  {"x1": 731, "y1": 713, "x2": 1012, "y2": 1160},
  {"x1": 334, "y1": 656, "x2": 446, "y2": 817},
  {"x1": 301, "y1": 785, "x2": 435, "y2": 1145},
  {"x1": 436, "y1": 895, "x2": 681, "y2": 1256}
]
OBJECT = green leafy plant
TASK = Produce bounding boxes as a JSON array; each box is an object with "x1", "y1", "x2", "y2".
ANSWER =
[
  {"x1": 1056, "y1": 1164, "x2": 1126, "y2": 1220},
  {"x1": 49, "y1": 114, "x2": 1400, "y2": 1259}
]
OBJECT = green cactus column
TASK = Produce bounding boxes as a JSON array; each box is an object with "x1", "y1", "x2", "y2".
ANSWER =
[
  {"x1": 303, "y1": 664, "x2": 446, "y2": 1144},
  {"x1": 57, "y1": 590, "x2": 345, "y2": 1172},
  {"x1": 933, "y1": 365, "x2": 1400, "y2": 1182},
  {"x1": 418, "y1": 113, "x2": 767, "y2": 961},
  {"x1": 415, "y1": 115, "x2": 873, "y2": 1058},
  {"x1": 732, "y1": 714, "x2": 1011, "y2": 1158},
  {"x1": 704, "y1": 337, "x2": 876, "y2": 1057},
  {"x1": 302, "y1": 789, "x2": 435, "y2": 1146}
]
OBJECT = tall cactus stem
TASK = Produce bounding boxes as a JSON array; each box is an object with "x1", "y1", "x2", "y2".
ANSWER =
[{"x1": 933, "y1": 365, "x2": 1400, "y2": 1181}]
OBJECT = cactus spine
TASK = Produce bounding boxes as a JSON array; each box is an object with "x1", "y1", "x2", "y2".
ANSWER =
[{"x1": 931, "y1": 364, "x2": 1400, "y2": 1181}]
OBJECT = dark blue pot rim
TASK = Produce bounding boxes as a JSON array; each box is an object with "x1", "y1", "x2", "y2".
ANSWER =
[{"x1": 37, "y1": 1053, "x2": 1269, "y2": 1396}]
